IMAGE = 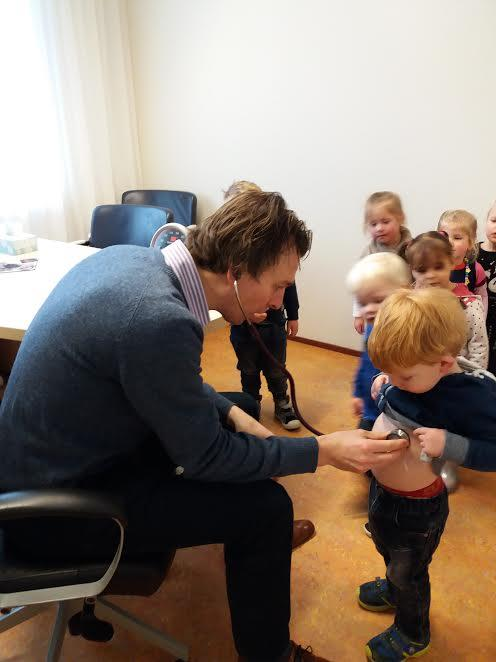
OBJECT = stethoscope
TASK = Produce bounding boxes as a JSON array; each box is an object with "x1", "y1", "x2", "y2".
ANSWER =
[
  {"x1": 233, "y1": 278, "x2": 324, "y2": 436},
  {"x1": 233, "y1": 278, "x2": 417, "y2": 447}
]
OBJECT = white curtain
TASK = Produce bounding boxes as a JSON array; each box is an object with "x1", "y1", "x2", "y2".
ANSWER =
[{"x1": 0, "y1": 0, "x2": 142, "y2": 241}]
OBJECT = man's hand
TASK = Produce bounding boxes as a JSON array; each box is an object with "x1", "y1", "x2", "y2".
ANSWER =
[
  {"x1": 351, "y1": 397, "x2": 364, "y2": 417},
  {"x1": 286, "y1": 320, "x2": 299, "y2": 337},
  {"x1": 371, "y1": 374, "x2": 389, "y2": 401},
  {"x1": 354, "y1": 317, "x2": 365, "y2": 334},
  {"x1": 414, "y1": 427, "x2": 446, "y2": 459},
  {"x1": 317, "y1": 429, "x2": 408, "y2": 473},
  {"x1": 226, "y1": 405, "x2": 273, "y2": 438}
]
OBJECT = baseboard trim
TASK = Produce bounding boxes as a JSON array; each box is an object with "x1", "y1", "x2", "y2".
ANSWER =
[{"x1": 289, "y1": 335, "x2": 360, "y2": 357}]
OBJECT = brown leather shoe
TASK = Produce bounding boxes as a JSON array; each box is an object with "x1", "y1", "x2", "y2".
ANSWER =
[
  {"x1": 239, "y1": 641, "x2": 331, "y2": 661},
  {"x1": 292, "y1": 519, "x2": 316, "y2": 550},
  {"x1": 285, "y1": 642, "x2": 331, "y2": 661}
]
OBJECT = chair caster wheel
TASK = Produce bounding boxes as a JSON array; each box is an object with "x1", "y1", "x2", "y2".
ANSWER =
[{"x1": 68, "y1": 606, "x2": 114, "y2": 642}]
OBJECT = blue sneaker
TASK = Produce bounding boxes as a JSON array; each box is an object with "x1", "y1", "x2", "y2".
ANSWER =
[
  {"x1": 365, "y1": 624, "x2": 430, "y2": 661},
  {"x1": 357, "y1": 577, "x2": 395, "y2": 612}
]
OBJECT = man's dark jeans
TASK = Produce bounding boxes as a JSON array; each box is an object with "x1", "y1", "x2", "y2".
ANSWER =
[
  {"x1": 5, "y1": 392, "x2": 294, "y2": 660},
  {"x1": 230, "y1": 321, "x2": 288, "y2": 403},
  {"x1": 368, "y1": 477, "x2": 449, "y2": 643}
]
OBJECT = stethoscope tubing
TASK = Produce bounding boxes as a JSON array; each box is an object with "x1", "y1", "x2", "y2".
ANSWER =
[{"x1": 233, "y1": 280, "x2": 324, "y2": 436}]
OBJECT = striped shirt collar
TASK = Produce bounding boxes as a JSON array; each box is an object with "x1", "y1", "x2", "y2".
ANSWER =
[{"x1": 161, "y1": 240, "x2": 210, "y2": 328}]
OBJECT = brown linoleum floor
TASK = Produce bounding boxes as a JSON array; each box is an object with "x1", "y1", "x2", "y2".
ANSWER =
[{"x1": 1, "y1": 326, "x2": 495, "y2": 661}]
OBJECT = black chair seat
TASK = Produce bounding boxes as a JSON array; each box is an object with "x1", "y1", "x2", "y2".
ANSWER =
[{"x1": 0, "y1": 541, "x2": 175, "y2": 597}]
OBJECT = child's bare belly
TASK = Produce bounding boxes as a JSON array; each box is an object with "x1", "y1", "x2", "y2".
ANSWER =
[{"x1": 372, "y1": 413, "x2": 438, "y2": 491}]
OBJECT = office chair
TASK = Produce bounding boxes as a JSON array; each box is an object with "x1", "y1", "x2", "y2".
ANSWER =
[
  {"x1": 87, "y1": 204, "x2": 173, "y2": 249},
  {"x1": 0, "y1": 490, "x2": 188, "y2": 661},
  {"x1": 122, "y1": 190, "x2": 197, "y2": 227}
]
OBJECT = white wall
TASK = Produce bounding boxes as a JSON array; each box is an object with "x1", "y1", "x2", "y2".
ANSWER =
[{"x1": 127, "y1": 0, "x2": 496, "y2": 350}]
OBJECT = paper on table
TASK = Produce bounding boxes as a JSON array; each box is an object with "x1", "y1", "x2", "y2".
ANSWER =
[{"x1": 0, "y1": 257, "x2": 38, "y2": 273}]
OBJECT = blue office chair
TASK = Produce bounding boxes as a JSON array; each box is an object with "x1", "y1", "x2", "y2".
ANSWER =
[
  {"x1": 122, "y1": 190, "x2": 197, "y2": 227},
  {"x1": 0, "y1": 490, "x2": 188, "y2": 661},
  {"x1": 88, "y1": 204, "x2": 173, "y2": 249}
]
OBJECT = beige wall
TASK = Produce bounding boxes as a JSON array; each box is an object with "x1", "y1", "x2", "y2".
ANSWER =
[{"x1": 127, "y1": 0, "x2": 496, "y2": 349}]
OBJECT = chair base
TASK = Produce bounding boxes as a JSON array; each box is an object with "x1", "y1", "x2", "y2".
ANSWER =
[{"x1": 0, "y1": 597, "x2": 189, "y2": 661}]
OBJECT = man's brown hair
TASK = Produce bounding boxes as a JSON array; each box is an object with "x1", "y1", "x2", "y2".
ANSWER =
[{"x1": 187, "y1": 190, "x2": 312, "y2": 278}]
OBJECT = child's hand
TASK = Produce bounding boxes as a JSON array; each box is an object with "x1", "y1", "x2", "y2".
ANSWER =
[
  {"x1": 351, "y1": 397, "x2": 364, "y2": 417},
  {"x1": 414, "y1": 427, "x2": 446, "y2": 458},
  {"x1": 286, "y1": 320, "x2": 299, "y2": 336},
  {"x1": 371, "y1": 374, "x2": 389, "y2": 401},
  {"x1": 354, "y1": 317, "x2": 365, "y2": 334}
]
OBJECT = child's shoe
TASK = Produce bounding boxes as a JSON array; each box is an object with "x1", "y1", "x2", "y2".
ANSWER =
[
  {"x1": 365, "y1": 624, "x2": 430, "y2": 661},
  {"x1": 357, "y1": 577, "x2": 395, "y2": 612},
  {"x1": 275, "y1": 399, "x2": 301, "y2": 430}
]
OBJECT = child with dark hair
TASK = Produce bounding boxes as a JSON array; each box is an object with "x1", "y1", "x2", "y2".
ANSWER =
[{"x1": 224, "y1": 181, "x2": 301, "y2": 429}]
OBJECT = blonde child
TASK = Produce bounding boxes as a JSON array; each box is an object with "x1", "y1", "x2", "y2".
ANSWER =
[
  {"x1": 358, "y1": 288, "x2": 496, "y2": 662},
  {"x1": 353, "y1": 192, "x2": 411, "y2": 333},
  {"x1": 347, "y1": 253, "x2": 411, "y2": 431},
  {"x1": 225, "y1": 180, "x2": 301, "y2": 429},
  {"x1": 478, "y1": 200, "x2": 496, "y2": 374},
  {"x1": 405, "y1": 232, "x2": 488, "y2": 370},
  {"x1": 437, "y1": 209, "x2": 488, "y2": 313}
]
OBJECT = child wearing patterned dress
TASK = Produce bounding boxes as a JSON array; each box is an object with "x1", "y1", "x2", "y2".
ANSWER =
[
  {"x1": 405, "y1": 232, "x2": 488, "y2": 370},
  {"x1": 404, "y1": 231, "x2": 488, "y2": 490},
  {"x1": 477, "y1": 201, "x2": 496, "y2": 374},
  {"x1": 353, "y1": 192, "x2": 411, "y2": 334},
  {"x1": 437, "y1": 209, "x2": 488, "y2": 314}
]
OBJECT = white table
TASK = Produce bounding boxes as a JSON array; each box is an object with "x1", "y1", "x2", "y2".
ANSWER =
[
  {"x1": 0, "y1": 239, "x2": 99, "y2": 342},
  {"x1": 0, "y1": 239, "x2": 224, "y2": 345}
]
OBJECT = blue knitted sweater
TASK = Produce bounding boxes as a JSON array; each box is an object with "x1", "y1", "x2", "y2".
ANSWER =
[{"x1": 0, "y1": 246, "x2": 318, "y2": 490}]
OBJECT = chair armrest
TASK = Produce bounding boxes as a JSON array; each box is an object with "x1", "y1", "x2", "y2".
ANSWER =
[
  {"x1": 0, "y1": 490, "x2": 127, "y2": 528},
  {"x1": 0, "y1": 490, "x2": 127, "y2": 608}
]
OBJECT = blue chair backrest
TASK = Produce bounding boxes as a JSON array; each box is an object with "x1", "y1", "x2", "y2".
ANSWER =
[
  {"x1": 121, "y1": 190, "x2": 197, "y2": 227},
  {"x1": 89, "y1": 204, "x2": 172, "y2": 249}
]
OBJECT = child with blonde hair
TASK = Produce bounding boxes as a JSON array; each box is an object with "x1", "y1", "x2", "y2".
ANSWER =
[
  {"x1": 226, "y1": 180, "x2": 301, "y2": 429},
  {"x1": 347, "y1": 253, "x2": 411, "y2": 431},
  {"x1": 437, "y1": 209, "x2": 488, "y2": 313},
  {"x1": 353, "y1": 192, "x2": 411, "y2": 333},
  {"x1": 477, "y1": 200, "x2": 496, "y2": 373},
  {"x1": 358, "y1": 287, "x2": 496, "y2": 662}
]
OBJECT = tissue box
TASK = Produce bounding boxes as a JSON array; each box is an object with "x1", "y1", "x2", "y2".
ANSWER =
[{"x1": 0, "y1": 233, "x2": 38, "y2": 256}]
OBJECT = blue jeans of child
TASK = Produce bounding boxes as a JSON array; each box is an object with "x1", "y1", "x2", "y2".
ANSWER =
[
  {"x1": 230, "y1": 321, "x2": 288, "y2": 403},
  {"x1": 368, "y1": 477, "x2": 449, "y2": 643}
]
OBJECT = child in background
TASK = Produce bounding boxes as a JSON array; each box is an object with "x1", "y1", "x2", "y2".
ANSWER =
[
  {"x1": 405, "y1": 232, "x2": 488, "y2": 490},
  {"x1": 225, "y1": 181, "x2": 301, "y2": 430},
  {"x1": 437, "y1": 209, "x2": 488, "y2": 313},
  {"x1": 347, "y1": 253, "x2": 411, "y2": 431},
  {"x1": 477, "y1": 200, "x2": 496, "y2": 374},
  {"x1": 405, "y1": 232, "x2": 488, "y2": 370},
  {"x1": 359, "y1": 288, "x2": 496, "y2": 662},
  {"x1": 353, "y1": 192, "x2": 411, "y2": 334}
]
